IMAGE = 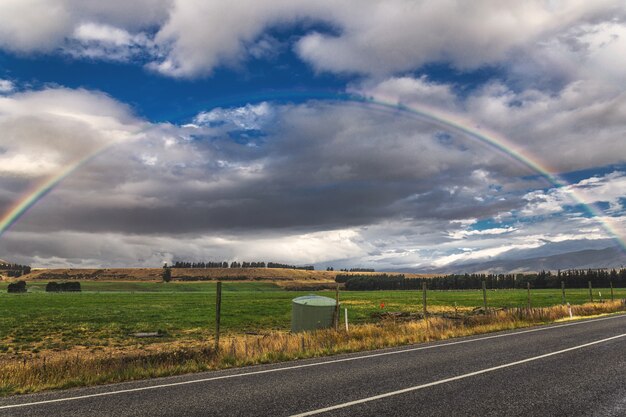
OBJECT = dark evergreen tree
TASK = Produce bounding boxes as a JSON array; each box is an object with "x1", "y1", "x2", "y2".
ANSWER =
[{"x1": 162, "y1": 267, "x2": 172, "y2": 282}]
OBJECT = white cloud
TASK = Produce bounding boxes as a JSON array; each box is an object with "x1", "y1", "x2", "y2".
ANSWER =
[
  {"x1": 0, "y1": 87, "x2": 622, "y2": 269},
  {"x1": 522, "y1": 171, "x2": 626, "y2": 217},
  {"x1": 148, "y1": 0, "x2": 626, "y2": 78},
  {"x1": 449, "y1": 227, "x2": 517, "y2": 240},
  {"x1": 517, "y1": 172, "x2": 626, "y2": 249},
  {"x1": 0, "y1": 3, "x2": 625, "y2": 269},
  {"x1": 0, "y1": 0, "x2": 171, "y2": 53},
  {"x1": 74, "y1": 22, "x2": 135, "y2": 45},
  {"x1": 64, "y1": 22, "x2": 157, "y2": 62},
  {"x1": 194, "y1": 102, "x2": 273, "y2": 130},
  {"x1": 0, "y1": 79, "x2": 15, "y2": 94},
  {"x1": 430, "y1": 243, "x2": 541, "y2": 268},
  {"x1": 0, "y1": 88, "x2": 144, "y2": 177},
  {"x1": 510, "y1": 20, "x2": 626, "y2": 88},
  {"x1": 464, "y1": 80, "x2": 626, "y2": 172},
  {"x1": 0, "y1": 0, "x2": 72, "y2": 52},
  {"x1": 227, "y1": 229, "x2": 367, "y2": 264},
  {"x1": 146, "y1": 0, "x2": 311, "y2": 77},
  {"x1": 1, "y1": 1, "x2": 625, "y2": 81},
  {"x1": 354, "y1": 76, "x2": 459, "y2": 110},
  {"x1": 140, "y1": 154, "x2": 158, "y2": 166},
  {"x1": 354, "y1": 75, "x2": 626, "y2": 174},
  {"x1": 0, "y1": 228, "x2": 367, "y2": 268}
]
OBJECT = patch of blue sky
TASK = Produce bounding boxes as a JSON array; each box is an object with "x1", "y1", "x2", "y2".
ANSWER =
[
  {"x1": 488, "y1": 183, "x2": 503, "y2": 193},
  {"x1": 594, "y1": 201, "x2": 611, "y2": 211},
  {"x1": 557, "y1": 203, "x2": 595, "y2": 218},
  {"x1": 0, "y1": 22, "x2": 351, "y2": 124},
  {"x1": 517, "y1": 163, "x2": 626, "y2": 193},
  {"x1": 468, "y1": 218, "x2": 514, "y2": 231},
  {"x1": 473, "y1": 200, "x2": 596, "y2": 234},
  {"x1": 409, "y1": 62, "x2": 506, "y2": 98},
  {"x1": 227, "y1": 129, "x2": 267, "y2": 145},
  {"x1": 432, "y1": 131, "x2": 471, "y2": 152},
  {"x1": 558, "y1": 163, "x2": 626, "y2": 184}
]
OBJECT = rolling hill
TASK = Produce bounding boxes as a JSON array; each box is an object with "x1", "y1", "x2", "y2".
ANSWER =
[{"x1": 18, "y1": 267, "x2": 429, "y2": 282}]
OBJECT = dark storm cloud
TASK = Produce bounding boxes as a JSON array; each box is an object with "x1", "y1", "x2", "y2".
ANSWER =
[
  {"x1": 1, "y1": 90, "x2": 622, "y2": 268},
  {"x1": 7, "y1": 102, "x2": 532, "y2": 236}
]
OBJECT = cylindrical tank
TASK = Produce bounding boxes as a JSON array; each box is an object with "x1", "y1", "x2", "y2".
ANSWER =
[{"x1": 291, "y1": 295, "x2": 338, "y2": 333}]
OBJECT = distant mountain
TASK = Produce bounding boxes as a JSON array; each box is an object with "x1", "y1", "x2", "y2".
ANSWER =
[{"x1": 428, "y1": 246, "x2": 626, "y2": 274}]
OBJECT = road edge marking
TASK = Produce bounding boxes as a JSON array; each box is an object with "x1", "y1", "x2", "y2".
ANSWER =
[{"x1": 291, "y1": 332, "x2": 626, "y2": 416}]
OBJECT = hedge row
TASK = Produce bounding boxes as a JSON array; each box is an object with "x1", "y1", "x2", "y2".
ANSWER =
[{"x1": 46, "y1": 282, "x2": 81, "y2": 292}]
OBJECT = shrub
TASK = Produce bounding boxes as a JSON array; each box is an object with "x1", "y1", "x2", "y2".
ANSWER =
[
  {"x1": 7, "y1": 281, "x2": 27, "y2": 293},
  {"x1": 46, "y1": 282, "x2": 81, "y2": 292}
]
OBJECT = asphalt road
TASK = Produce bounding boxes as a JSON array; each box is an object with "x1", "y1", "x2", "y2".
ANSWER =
[{"x1": 3, "y1": 314, "x2": 626, "y2": 416}]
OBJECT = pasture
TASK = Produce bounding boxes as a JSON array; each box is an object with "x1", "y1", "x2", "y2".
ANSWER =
[{"x1": 1, "y1": 281, "x2": 623, "y2": 354}]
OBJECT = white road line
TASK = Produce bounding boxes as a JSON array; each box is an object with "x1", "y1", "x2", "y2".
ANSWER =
[
  {"x1": 291, "y1": 332, "x2": 626, "y2": 416},
  {"x1": 0, "y1": 313, "x2": 624, "y2": 410}
]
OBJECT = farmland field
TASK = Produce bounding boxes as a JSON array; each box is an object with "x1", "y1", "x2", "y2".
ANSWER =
[{"x1": 1, "y1": 281, "x2": 624, "y2": 354}]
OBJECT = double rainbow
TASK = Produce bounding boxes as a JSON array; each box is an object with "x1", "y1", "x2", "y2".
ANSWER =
[{"x1": 0, "y1": 92, "x2": 623, "y2": 252}]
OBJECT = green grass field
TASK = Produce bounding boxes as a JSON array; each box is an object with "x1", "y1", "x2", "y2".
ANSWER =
[{"x1": 1, "y1": 281, "x2": 623, "y2": 354}]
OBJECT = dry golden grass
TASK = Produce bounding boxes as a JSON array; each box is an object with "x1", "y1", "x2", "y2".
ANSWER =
[{"x1": 2, "y1": 300, "x2": 624, "y2": 396}]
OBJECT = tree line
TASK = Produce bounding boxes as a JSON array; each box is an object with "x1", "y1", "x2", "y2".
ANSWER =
[
  {"x1": 342, "y1": 268, "x2": 375, "y2": 272},
  {"x1": 0, "y1": 262, "x2": 31, "y2": 277},
  {"x1": 169, "y1": 261, "x2": 314, "y2": 270},
  {"x1": 338, "y1": 269, "x2": 626, "y2": 291},
  {"x1": 326, "y1": 267, "x2": 377, "y2": 272},
  {"x1": 267, "y1": 262, "x2": 314, "y2": 270}
]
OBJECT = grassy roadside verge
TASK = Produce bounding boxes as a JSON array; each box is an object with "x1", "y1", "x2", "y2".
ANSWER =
[{"x1": 2, "y1": 300, "x2": 624, "y2": 396}]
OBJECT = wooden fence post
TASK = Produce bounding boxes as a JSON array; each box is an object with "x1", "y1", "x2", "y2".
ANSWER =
[
  {"x1": 334, "y1": 284, "x2": 340, "y2": 331},
  {"x1": 610, "y1": 281, "x2": 614, "y2": 301},
  {"x1": 561, "y1": 281, "x2": 566, "y2": 305},
  {"x1": 527, "y1": 282, "x2": 531, "y2": 309},
  {"x1": 482, "y1": 280, "x2": 487, "y2": 312},
  {"x1": 588, "y1": 281, "x2": 593, "y2": 303},
  {"x1": 215, "y1": 281, "x2": 222, "y2": 352},
  {"x1": 422, "y1": 281, "x2": 427, "y2": 317}
]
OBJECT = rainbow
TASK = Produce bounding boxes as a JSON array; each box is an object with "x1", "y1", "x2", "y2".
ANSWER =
[
  {"x1": 353, "y1": 94, "x2": 626, "y2": 252},
  {"x1": 0, "y1": 143, "x2": 118, "y2": 239},
  {"x1": 0, "y1": 91, "x2": 623, "y2": 252}
]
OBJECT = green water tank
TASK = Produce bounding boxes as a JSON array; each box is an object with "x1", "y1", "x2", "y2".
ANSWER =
[{"x1": 291, "y1": 295, "x2": 338, "y2": 333}]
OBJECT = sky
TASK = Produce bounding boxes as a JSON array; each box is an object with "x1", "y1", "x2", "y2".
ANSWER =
[{"x1": 0, "y1": 0, "x2": 624, "y2": 270}]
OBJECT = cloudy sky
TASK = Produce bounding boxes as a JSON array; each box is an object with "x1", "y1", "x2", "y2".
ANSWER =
[{"x1": 0, "y1": 0, "x2": 624, "y2": 270}]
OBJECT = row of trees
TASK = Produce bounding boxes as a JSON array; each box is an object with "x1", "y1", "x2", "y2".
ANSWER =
[
  {"x1": 168, "y1": 261, "x2": 314, "y2": 270},
  {"x1": 171, "y1": 261, "x2": 229, "y2": 268},
  {"x1": 336, "y1": 274, "x2": 383, "y2": 283},
  {"x1": 0, "y1": 262, "x2": 30, "y2": 271},
  {"x1": 168, "y1": 261, "x2": 379, "y2": 272},
  {"x1": 329, "y1": 268, "x2": 376, "y2": 272},
  {"x1": 0, "y1": 262, "x2": 31, "y2": 277},
  {"x1": 339, "y1": 269, "x2": 626, "y2": 291},
  {"x1": 267, "y1": 262, "x2": 314, "y2": 270}
]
